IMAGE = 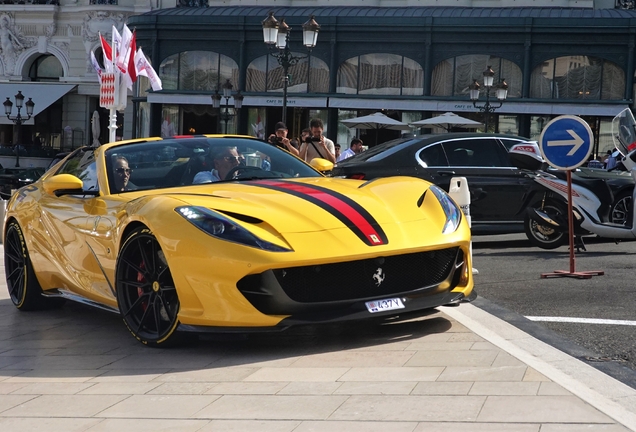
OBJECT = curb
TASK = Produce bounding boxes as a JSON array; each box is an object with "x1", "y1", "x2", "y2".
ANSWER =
[{"x1": 442, "y1": 301, "x2": 636, "y2": 432}]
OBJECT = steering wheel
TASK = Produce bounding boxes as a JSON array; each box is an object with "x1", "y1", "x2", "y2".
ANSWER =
[{"x1": 224, "y1": 165, "x2": 268, "y2": 180}]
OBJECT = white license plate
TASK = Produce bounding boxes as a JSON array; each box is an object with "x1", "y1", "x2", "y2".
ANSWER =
[{"x1": 365, "y1": 297, "x2": 405, "y2": 313}]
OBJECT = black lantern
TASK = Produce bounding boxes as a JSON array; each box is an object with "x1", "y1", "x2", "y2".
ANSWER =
[
  {"x1": 214, "y1": 80, "x2": 242, "y2": 134},
  {"x1": 4, "y1": 90, "x2": 34, "y2": 167},
  {"x1": 262, "y1": 12, "x2": 320, "y2": 125},
  {"x1": 469, "y1": 65, "x2": 507, "y2": 132}
]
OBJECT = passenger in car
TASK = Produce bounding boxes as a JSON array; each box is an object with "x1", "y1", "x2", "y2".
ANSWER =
[
  {"x1": 193, "y1": 146, "x2": 241, "y2": 183},
  {"x1": 112, "y1": 156, "x2": 136, "y2": 192}
]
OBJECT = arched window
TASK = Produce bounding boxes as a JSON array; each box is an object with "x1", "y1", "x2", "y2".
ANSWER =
[
  {"x1": 28, "y1": 54, "x2": 63, "y2": 81},
  {"x1": 530, "y1": 56, "x2": 624, "y2": 100},
  {"x1": 337, "y1": 54, "x2": 423, "y2": 95},
  {"x1": 246, "y1": 54, "x2": 329, "y2": 93},
  {"x1": 159, "y1": 51, "x2": 239, "y2": 91},
  {"x1": 431, "y1": 55, "x2": 522, "y2": 98}
]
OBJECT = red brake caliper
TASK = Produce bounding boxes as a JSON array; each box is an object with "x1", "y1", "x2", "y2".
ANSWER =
[{"x1": 137, "y1": 261, "x2": 147, "y2": 311}]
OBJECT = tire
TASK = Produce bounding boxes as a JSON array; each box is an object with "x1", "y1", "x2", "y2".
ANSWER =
[
  {"x1": 610, "y1": 191, "x2": 632, "y2": 226},
  {"x1": 4, "y1": 221, "x2": 44, "y2": 310},
  {"x1": 116, "y1": 227, "x2": 182, "y2": 347},
  {"x1": 524, "y1": 201, "x2": 568, "y2": 249}
]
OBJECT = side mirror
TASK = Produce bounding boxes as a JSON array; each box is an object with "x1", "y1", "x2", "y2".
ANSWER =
[
  {"x1": 309, "y1": 158, "x2": 334, "y2": 173},
  {"x1": 43, "y1": 174, "x2": 84, "y2": 196},
  {"x1": 508, "y1": 142, "x2": 545, "y2": 171}
]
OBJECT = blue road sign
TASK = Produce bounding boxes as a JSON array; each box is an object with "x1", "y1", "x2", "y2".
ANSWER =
[{"x1": 538, "y1": 115, "x2": 593, "y2": 170}]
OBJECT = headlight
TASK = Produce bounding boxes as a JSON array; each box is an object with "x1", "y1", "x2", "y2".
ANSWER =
[
  {"x1": 429, "y1": 185, "x2": 462, "y2": 234},
  {"x1": 176, "y1": 206, "x2": 292, "y2": 252}
]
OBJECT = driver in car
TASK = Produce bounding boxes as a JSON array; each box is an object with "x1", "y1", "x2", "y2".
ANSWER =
[{"x1": 193, "y1": 146, "x2": 242, "y2": 184}]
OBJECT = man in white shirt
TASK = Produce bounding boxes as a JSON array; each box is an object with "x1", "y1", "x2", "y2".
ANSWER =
[
  {"x1": 193, "y1": 146, "x2": 241, "y2": 183},
  {"x1": 299, "y1": 118, "x2": 336, "y2": 163},
  {"x1": 337, "y1": 138, "x2": 364, "y2": 162}
]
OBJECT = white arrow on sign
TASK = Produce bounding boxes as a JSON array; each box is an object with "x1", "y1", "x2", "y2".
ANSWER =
[{"x1": 547, "y1": 129, "x2": 584, "y2": 156}]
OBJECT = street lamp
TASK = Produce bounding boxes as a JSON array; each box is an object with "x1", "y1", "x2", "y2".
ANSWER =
[
  {"x1": 3, "y1": 91, "x2": 34, "y2": 167},
  {"x1": 262, "y1": 11, "x2": 320, "y2": 125},
  {"x1": 469, "y1": 65, "x2": 508, "y2": 133},
  {"x1": 212, "y1": 79, "x2": 244, "y2": 134}
]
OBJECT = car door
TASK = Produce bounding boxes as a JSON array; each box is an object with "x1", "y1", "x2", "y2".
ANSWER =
[
  {"x1": 36, "y1": 149, "x2": 114, "y2": 303},
  {"x1": 417, "y1": 137, "x2": 528, "y2": 224}
]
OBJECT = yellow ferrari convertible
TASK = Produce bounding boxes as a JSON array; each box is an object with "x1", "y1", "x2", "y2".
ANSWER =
[{"x1": 4, "y1": 136, "x2": 473, "y2": 346}]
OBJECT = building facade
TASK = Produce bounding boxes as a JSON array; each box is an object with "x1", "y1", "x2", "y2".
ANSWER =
[
  {"x1": 2, "y1": 0, "x2": 635, "y2": 160},
  {"x1": 0, "y1": 0, "x2": 151, "y2": 162},
  {"x1": 128, "y1": 1, "x2": 636, "y2": 155}
]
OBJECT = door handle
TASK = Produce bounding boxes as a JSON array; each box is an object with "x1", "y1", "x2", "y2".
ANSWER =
[{"x1": 437, "y1": 170, "x2": 456, "y2": 176}]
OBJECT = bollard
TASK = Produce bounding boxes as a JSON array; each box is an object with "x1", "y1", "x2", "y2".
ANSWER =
[{"x1": 449, "y1": 177, "x2": 478, "y2": 275}]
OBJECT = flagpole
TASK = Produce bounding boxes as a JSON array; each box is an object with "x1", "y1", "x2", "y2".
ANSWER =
[{"x1": 109, "y1": 28, "x2": 118, "y2": 144}]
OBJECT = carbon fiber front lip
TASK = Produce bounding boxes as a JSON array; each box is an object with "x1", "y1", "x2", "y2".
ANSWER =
[{"x1": 176, "y1": 291, "x2": 466, "y2": 333}]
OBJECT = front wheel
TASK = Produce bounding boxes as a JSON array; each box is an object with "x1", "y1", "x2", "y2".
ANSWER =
[
  {"x1": 524, "y1": 201, "x2": 568, "y2": 249},
  {"x1": 610, "y1": 191, "x2": 632, "y2": 226},
  {"x1": 4, "y1": 221, "x2": 44, "y2": 310},
  {"x1": 116, "y1": 227, "x2": 182, "y2": 347}
]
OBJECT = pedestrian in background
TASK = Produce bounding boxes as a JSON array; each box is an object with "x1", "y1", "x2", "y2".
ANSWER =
[
  {"x1": 267, "y1": 122, "x2": 299, "y2": 156},
  {"x1": 337, "y1": 138, "x2": 364, "y2": 162},
  {"x1": 334, "y1": 143, "x2": 341, "y2": 160},
  {"x1": 606, "y1": 148, "x2": 620, "y2": 170},
  {"x1": 299, "y1": 119, "x2": 336, "y2": 163}
]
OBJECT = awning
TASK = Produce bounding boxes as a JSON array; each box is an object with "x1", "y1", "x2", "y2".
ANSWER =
[
  {"x1": 146, "y1": 92, "x2": 628, "y2": 117},
  {"x1": 0, "y1": 83, "x2": 76, "y2": 125},
  {"x1": 147, "y1": 93, "x2": 328, "y2": 108},
  {"x1": 329, "y1": 97, "x2": 629, "y2": 117}
]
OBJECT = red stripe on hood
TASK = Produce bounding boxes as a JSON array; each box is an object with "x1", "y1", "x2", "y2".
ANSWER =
[{"x1": 258, "y1": 180, "x2": 385, "y2": 245}]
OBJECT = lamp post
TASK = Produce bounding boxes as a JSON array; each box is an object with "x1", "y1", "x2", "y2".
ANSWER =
[
  {"x1": 262, "y1": 11, "x2": 320, "y2": 125},
  {"x1": 212, "y1": 79, "x2": 244, "y2": 134},
  {"x1": 3, "y1": 91, "x2": 34, "y2": 167},
  {"x1": 469, "y1": 65, "x2": 508, "y2": 133}
]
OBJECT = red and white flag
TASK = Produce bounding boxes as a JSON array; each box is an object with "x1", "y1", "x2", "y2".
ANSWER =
[
  {"x1": 135, "y1": 48, "x2": 162, "y2": 91},
  {"x1": 90, "y1": 50, "x2": 103, "y2": 83},
  {"x1": 252, "y1": 114, "x2": 264, "y2": 139},
  {"x1": 116, "y1": 25, "x2": 133, "y2": 74},
  {"x1": 112, "y1": 26, "x2": 122, "y2": 60},
  {"x1": 120, "y1": 29, "x2": 137, "y2": 90},
  {"x1": 99, "y1": 33, "x2": 113, "y2": 72}
]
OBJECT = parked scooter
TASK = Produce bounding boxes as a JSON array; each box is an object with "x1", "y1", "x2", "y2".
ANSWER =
[{"x1": 523, "y1": 108, "x2": 636, "y2": 250}]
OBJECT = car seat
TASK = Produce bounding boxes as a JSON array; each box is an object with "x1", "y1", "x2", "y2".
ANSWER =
[{"x1": 180, "y1": 154, "x2": 211, "y2": 185}]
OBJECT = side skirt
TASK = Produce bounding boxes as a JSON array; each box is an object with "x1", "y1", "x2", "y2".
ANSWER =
[{"x1": 41, "y1": 289, "x2": 120, "y2": 314}]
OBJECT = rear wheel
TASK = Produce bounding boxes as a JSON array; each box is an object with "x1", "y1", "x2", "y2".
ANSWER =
[
  {"x1": 116, "y1": 227, "x2": 181, "y2": 347},
  {"x1": 524, "y1": 201, "x2": 568, "y2": 249},
  {"x1": 610, "y1": 191, "x2": 632, "y2": 226},
  {"x1": 4, "y1": 221, "x2": 44, "y2": 310}
]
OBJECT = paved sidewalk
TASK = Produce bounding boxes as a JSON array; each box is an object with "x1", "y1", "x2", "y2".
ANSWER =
[{"x1": 0, "y1": 249, "x2": 635, "y2": 431}]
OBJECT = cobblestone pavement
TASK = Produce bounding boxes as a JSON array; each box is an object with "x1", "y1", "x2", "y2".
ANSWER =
[{"x1": 0, "y1": 245, "x2": 635, "y2": 432}]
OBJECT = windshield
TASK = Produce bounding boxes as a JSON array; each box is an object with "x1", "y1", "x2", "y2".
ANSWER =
[
  {"x1": 104, "y1": 137, "x2": 322, "y2": 194},
  {"x1": 612, "y1": 108, "x2": 636, "y2": 157}
]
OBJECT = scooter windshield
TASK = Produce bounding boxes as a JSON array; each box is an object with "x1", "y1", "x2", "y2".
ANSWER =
[{"x1": 612, "y1": 108, "x2": 636, "y2": 157}]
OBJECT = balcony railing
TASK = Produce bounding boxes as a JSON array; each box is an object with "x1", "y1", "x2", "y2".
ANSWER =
[
  {"x1": 0, "y1": 0, "x2": 59, "y2": 4},
  {"x1": 617, "y1": 0, "x2": 635, "y2": 9},
  {"x1": 177, "y1": 0, "x2": 208, "y2": 7}
]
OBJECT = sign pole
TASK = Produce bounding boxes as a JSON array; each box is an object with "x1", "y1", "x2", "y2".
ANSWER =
[{"x1": 567, "y1": 170, "x2": 575, "y2": 273}]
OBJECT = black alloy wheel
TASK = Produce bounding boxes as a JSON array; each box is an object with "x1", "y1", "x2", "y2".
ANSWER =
[
  {"x1": 4, "y1": 221, "x2": 44, "y2": 310},
  {"x1": 116, "y1": 227, "x2": 181, "y2": 346},
  {"x1": 524, "y1": 201, "x2": 568, "y2": 249},
  {"x1": 610, "y1": 191, "x2": 632, "y2": 226}
]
